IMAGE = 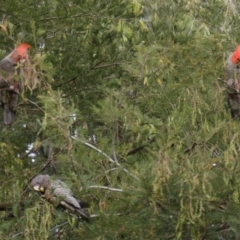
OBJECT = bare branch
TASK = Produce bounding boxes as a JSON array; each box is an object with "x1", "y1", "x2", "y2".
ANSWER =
[
  {"x1": 82, "y1": 140, "x2": 117, "y2": 165},
  {"x1": 12, "y1": 231, "x2": 25, "y2": 238},
  {"x1": 122, "y1": 168, "x2": 140, "y2": 180},
  {"x1": 25, "y1": 98, "x2": 45, "y2": 113},
  {"x1": 71, "y1": 136, "x2": 140, "y2": 180},
  {"x1": 87, "y1": 185, "x2": 123, "y2": 192},
  {"x1": 50, "y1": 221, "x2": 68, "y2": 232},
  {"x1": 105, "y1": 167, "x2": 119, "y2": 174}
]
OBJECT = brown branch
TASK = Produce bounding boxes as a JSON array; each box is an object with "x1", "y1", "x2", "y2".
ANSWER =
[
  {"x1": 0, "y1": 203, "x2": 13, "y2": 211},
  {"x1": 0, "y1": 202, "x2": 24, "y2": 212},
  {"x1": 39, "y1": 13, "x2": 102, "y2": 21},
  {"x1": 55, "y1": 76, "x2": 78, "y2": 88},
  {"x1": 126, "y1": 137, "x2": 156, "y2": 156},
  {"x1": 92, "y1": 61, "x2": 124, "y2": 69},
  {"x1": 126, "y1": 138, "x2": 204, "y2": 157},
  {"x1": 91, "y1": 57, "x2": 108, "y2": 69}
]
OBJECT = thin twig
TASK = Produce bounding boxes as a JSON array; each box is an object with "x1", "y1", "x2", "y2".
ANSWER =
[
  {"x1": 39, "y1": 12, "x2": 102, "y2": 21},
  {"x1": 25, "y1": 98, "x2": 45, "y2": 113},
  {"x1": 105, "y1": 167, "x2": 119, "y2": 174},
  {"x1": 92, "y1": 61, "x2": 124, "y2": 69},
  {"x1": 91, "y1": 57, "x2": 108, "y2": 69},
  {"x1": 87, "y1": 185, "x2": 123, "y2": 192},
  {"x1": 12, "y1": 231, "x2": 25, "y2": 238},
  {"x1": 82, "y1": 140, "x2": 117, "y2": 165},
  {"x1": 112, "y1": 137, "x2": 120, "y2": 165},
  {"x1": 50, "y1": 221, "x2": 68, "y2": 232},
  {"x1": 55, "y1": 76, "x2": 78, "y2": 88}
]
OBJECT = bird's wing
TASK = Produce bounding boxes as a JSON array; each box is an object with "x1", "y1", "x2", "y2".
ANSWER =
[
  {"x1": 51, "y1": 180, "x2": 81, "y2": 209},
  {"x1": 74, "y1": 197, "x2": 90, "y2": 208},
  {"x1": 50, "y1": 180, "x2": 89, "y2": 219}
]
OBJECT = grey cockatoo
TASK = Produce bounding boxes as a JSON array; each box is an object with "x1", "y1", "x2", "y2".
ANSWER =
[
  {"x1": 0, "y1": 43, "x2": 30, "y2": 125},
  {"x1": 31, "y1": 175, "x2": 90, "y2": 220},
  {"x1": 226, "y1": 46, "x2": 240, "y2": 119}
]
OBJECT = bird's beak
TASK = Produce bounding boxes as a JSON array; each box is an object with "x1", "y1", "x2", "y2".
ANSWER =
[
  {"x1": 20, "y1": 58, "x2": 26, "y2": 64},
  {"x1": 33, "y1": 185, "x2": 40, "y2": 191},
  {"x1": 33, "y1": 185, "x2": 44, "y2": 192}
]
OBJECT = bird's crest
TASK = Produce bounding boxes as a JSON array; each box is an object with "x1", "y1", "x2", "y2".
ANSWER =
[
  {"x1": 9, "y1": 43, "x2": 31, "y2": 63},
  {"x1": 16, "y1": 43, "x2": 31, "y2": 57},
  {"x1": 231, "y1": 46, "x2": 240, "y2": 64}
]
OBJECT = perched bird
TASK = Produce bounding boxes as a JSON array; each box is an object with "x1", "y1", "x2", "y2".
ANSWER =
[
  {"x1": 226, "y1": 46, "x2": 240, "y2": 90},
  {"x1": 0, "y1": 43, "x2": 30, "y2": 125},
  {"x1": 226, "y1": 46, "x2": 240, "y2": 119},
  {"x1": 31, "y1": 175, "x2": 90, "y2": 220}
]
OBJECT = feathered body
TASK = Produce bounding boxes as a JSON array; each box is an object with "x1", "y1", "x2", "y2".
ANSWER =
[
  {"x1": 31, "y1": 175, "x2": 90, "y2": 220},
  {"x1": 0, "y1": 43, "x2": 30, "y2": 125}
]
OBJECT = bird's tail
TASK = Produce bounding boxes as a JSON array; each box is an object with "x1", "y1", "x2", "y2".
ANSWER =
[
  {"x1": 59, "y1": 200, "x2": 90, "y2": 221},
  {"x1": 3, "y1": 106, "x2": 15, "y2": 125},
  {"x1": 76, "y1": 208, "x2": 90, "y2": 221},
  {"x1": 1, "y1": 90, "x2": 18, "y2": 125}
]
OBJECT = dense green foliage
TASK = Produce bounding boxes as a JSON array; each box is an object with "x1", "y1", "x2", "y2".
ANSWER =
[{"x1": 0, "y1": 0, "x2": 240, "y2": 239}]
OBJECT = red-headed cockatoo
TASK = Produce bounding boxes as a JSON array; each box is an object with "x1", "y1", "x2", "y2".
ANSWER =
[
  {"x1": 0, "y1": 43, "x2": 30, "y2": 125},
  {"x1": 226, "y1": 46, "x2": 240, "y2": 89},
  {"x1": 226, "y1": 46, "x2": 240, "y2": 118},
  {"x1": 31, "y1": 175, "x2": 90, "y2": 220}
]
